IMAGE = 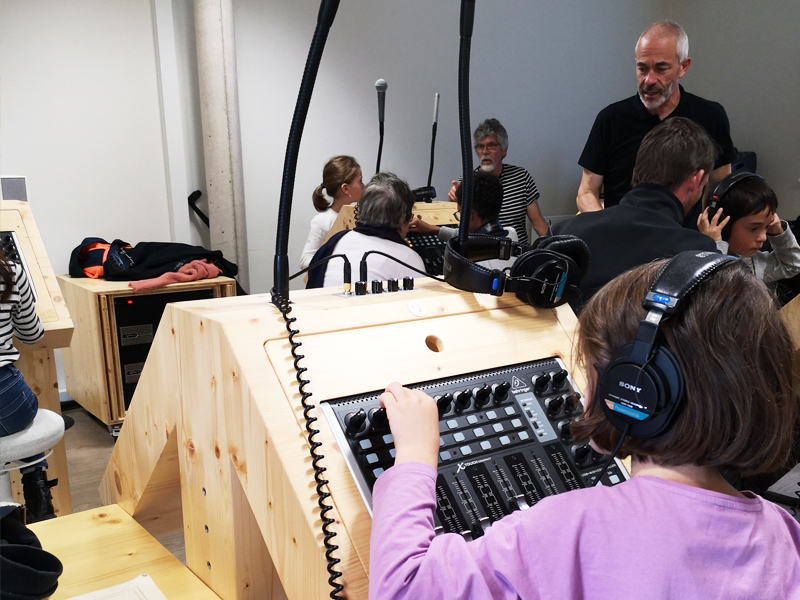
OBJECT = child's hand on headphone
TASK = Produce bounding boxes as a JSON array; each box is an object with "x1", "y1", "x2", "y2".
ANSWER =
[
  {"x1": 697, "y1": 207, "x2": 730, "y2": 242},
  {"x1": 766, "y1": 213, "x2": 785, "y2": 236}
]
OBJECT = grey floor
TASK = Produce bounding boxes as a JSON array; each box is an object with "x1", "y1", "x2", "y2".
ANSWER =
[{"x1": 62, "y1": 405, "x2": 186, "y2": 563}]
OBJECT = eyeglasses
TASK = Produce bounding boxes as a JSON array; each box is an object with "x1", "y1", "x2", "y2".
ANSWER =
[
  {"x1": 475, "y1": 142, "x2": 501, "y2": 152},
  {"x1": 453, "y1": 210, "x2": 461, "y2": 222}
]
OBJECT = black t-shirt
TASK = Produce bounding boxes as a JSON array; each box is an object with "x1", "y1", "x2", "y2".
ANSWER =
[{"x1": 578, "y1": 86, "x2": 737, "y2": 208}]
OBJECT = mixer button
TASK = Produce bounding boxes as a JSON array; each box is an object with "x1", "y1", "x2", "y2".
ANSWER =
[
  {"x1": 492, "y1": 423, "x2": 504, "y2": 433},
  {"x1": 382, "y1": 434, "x2": 394, "y2": 445},
  {"x1": 511, "y1": 418, "x2": 522, "y2": 428},
  {"x1": 518, "y1": 431, "x2": 530, "y2": 441},
  {"x1": 499, "y1": 436, "x2": 511, "y2": 446},
  {"x1": 466, "y1": 415, "x2": 479, "y2": 425},
  {"x1": 460, "y1": 445, "x2": 473, "y2": 456},
  {"x1": 486, "y1": 410, "x2": 498, "y2": 420},
  {"x1": 453, "y1": 432, "x2": 466, "y2": 443},
  {"x1": 473, "y1": 427, "x2": 485, "y2": 437},
  {"x1": 373, "y1": 468, "x2": 385, "y2": 478},
  {"x1": 439, "y1": 450, "x2": 452, "y2": 461},
  {"x1": 504, "y1": 406, "x2": 517, "y2": 416},
  {"x1": 480, "y1": 440, "x2": 492, "y2": 451},
  {"x1": 365, "y1": 453, "x2": 379, "y2": 464},
  {"x1": 446, "y1": 419, "x2": 459, "y2": 430},
  {"x1": 359, "y1": 439, "x2": 373, "y2": 450}
]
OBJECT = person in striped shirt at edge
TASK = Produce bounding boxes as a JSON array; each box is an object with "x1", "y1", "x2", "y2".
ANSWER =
[
  {"x1": 446, "y1": 118, "x2": 550, "y2": 245},
  {"x1": 0, "y1": 249, "x2": 56, "y2": 523}
]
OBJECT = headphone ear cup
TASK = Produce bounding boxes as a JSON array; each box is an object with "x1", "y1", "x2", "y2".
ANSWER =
[
  {"x1": 509, "y1": 249, "x2": 580, "y2": 308},
  {"x1": 596, "y1": 344, "x2": 685, "y2": 439},
  {"x1": 534, "y1": 235, "x2": 591, "y2": 278}
]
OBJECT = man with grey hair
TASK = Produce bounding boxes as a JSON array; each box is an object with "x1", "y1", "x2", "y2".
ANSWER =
[
  {"x1": 442, "y1": 118, "x2": 549, "y2": 244},
  {"x1": 307, "y1": 172, "x2": 425, "y2": 289},
  {"x1": 576, "y1": 20, "x2": 736, "y2": 215}
]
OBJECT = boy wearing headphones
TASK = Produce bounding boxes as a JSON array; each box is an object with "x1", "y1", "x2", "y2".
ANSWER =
[
  {"x1": 369, "y1": 256, "x2": 800, "y2": 599},
  {"x1": 698, "y1": 172, "x2": 800, "y2": 282}
]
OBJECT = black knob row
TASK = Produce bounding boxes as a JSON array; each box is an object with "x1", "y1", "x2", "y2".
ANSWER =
[
  {"x1": 344, "y1": 407, "x2": 390, "y2": 438},
  {"x1": 354, "y1": 277, "x2": 415, "y2": 296},
  {"x1": 434, "y1": 381, "x2": 511, "y2": 416},
  {"x1": 534, "y1": 368, "x2": 571, "y2": 396}
]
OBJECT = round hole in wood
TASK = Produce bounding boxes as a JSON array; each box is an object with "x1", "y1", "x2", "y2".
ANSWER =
[
  {"x1": 202, "y1": 487, "x2": 206, "y2": 496},
  {"x1": 425, "y1": 335, "x2": 444, "y2": 352},
  {"x1": 207, "y1": 562, "x2": 211, "y2": 570}
]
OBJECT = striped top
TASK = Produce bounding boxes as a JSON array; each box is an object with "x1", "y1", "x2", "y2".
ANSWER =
[
  {"x1": 0, "y1": 261, "x2": 44, "y2": 367},
  {"x1": 459, "y1": 164, "x2": 541, "y2": 245}
]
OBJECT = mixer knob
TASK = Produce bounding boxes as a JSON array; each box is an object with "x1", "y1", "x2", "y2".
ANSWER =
[
  {"x1": 473, "y1": 384, "x2": 491, "y2": 407},
  {"x1": 492, "y1": 381, "x2": 511, "y2": 404},
  {"x1": 552, "y1": 369, "x2": 569, "y2": 388},
  {"x1": 371, "y1": 280, "x2": 383, "y2": 294},
  {"x1": 558, "y1": 420, "x2": 573, "y2": 441},
  {"x1": 434, "y1": 393, "x2": 454, "y2": 416},
  {"x1": 454, "y1": 389, "x2": 473, "y2": 412},
  {"x1": 534, "y1": 373, "x2": 551, "y2": 394},
  {"x1": 544, "y1": 395, "x2": 564, "y2": 417},
  {"x1": 344, "y1": 409, "x2": 367, "y2": 437},
  {"x1": 355, "y1": 281, "x2": 368, "y2": 296},
  {"x1": 573, "y1": 443, "x2": 592, "y2": 465},
  {"x1": 369, "y1": 407, "x2": 389, "y2": 431},
  {"x1": 563, "y1": 393, "x2": 582, "y2": 415},
  {"x1": 387, "y1": 278, "x2": 399, "y2": 292},
  {"x1": 403, "y1": 276, "x2": 414, "y2": 290}
]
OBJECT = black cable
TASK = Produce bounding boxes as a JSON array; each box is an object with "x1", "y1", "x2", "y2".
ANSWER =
[
  {"x1": 427, "y1": 121, "x2": 437, "y2": 189},
  {"x1": 594, "y1": 422, "x2": 631, "y2": 485},
  {"x1": 358, "y1": 250, "x2": 446, "y2": 283},
  {"x1": 270, "y1": 289, "x2": 344, "y2": 599}
]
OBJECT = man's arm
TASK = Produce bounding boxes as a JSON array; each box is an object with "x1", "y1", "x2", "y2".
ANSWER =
[
  {"x1": 526, "y1": 202, "x2": 550, "y2": 237},
  {"x1": 576, "y1": 169, "x2": 604, "y2": 213}
]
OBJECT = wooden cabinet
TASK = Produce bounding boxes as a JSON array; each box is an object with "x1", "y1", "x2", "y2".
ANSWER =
[{"x1": 58, "y1": 275, "x2": 236, "y2": 428}]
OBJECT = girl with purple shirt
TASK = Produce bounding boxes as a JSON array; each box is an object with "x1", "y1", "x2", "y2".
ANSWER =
[{"x1": 370, "y1": 259, "x2": 800, "y2": 599}]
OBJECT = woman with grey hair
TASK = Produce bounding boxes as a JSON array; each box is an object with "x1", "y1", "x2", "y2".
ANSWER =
[{"x1": 306, "y1": 173, "x2": 425, "y2": 289}]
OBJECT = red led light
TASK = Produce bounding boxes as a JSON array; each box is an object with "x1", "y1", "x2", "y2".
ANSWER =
[{"x1": 127, "y1": 300, "x2": 133, "y2": 305}]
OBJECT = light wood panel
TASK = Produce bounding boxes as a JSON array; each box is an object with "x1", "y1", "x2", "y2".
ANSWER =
[
  {"x1": 2, "y1": 200, "x2": 74, "y2": 515},
  {"x1": 29, "y1": 504, "x2": 221, "y2": 600},
  {"x1": 100, "y1": 280, "x2": 581, "y2": 599},
  {"x1": 324, "y1": 200, "x2": 458, "y2": 243}
]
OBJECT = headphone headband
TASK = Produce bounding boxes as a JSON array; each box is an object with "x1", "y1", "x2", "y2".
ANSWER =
[
  {"x1": 597, "y1": 251, "x2": 736, "y2": 439},
  {"x1": 708, "y1": 171, "x2": 762, "y2": 213}
]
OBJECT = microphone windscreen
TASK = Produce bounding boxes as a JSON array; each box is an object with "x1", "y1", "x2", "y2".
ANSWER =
[{"x1": 375, "y1": 78, "x2": 388, "y2": 92}]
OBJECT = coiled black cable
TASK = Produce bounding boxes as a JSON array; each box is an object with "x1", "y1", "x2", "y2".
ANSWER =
[{"x1": 270, "y1": 289, "x2": 344, "y2": 599}]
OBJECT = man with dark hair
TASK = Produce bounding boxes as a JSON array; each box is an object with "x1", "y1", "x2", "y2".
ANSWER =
[
  {"x1": 307, "y1": 172, "x2": 424, "y2": 289},
  {"x1": 446, "y1": 118, "x2": 548, "y2": 244},
  {"x1": 576, "y1": 20, "x2": 736, "y2": 218},
  {"x1": 553, "y1": 117, "x2": 719, "y2": 309}
]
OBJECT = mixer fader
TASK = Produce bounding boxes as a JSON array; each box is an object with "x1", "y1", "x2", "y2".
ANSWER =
[{"x1": 323, "y1": 357, "x2": 628, "y2": 541}]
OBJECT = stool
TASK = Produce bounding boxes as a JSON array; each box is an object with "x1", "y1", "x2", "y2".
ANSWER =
[{"x1": 0, "y1": 409, "x2": 65, "y2": 503}]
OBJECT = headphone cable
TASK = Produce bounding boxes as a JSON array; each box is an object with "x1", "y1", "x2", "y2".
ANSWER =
[{"x1": 594, "y1": 422, "x2": 631, "y2": 486}]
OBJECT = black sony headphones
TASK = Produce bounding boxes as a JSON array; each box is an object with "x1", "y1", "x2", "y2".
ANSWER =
[
  {"x1": 595, "y1": 251, "x2": 736, "y2": 439},
  {"x1": 442, "y1": 234, "x2": 590, "y2": 308},
  {"x1": 707, "y1": 171, "x2": 763, "y2": 241}
]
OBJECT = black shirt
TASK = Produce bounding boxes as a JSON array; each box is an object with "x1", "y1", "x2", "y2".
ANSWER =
[
  {"x1": 552, "y1": 184, "x2": 719, "y2": 310},
  {"x1": 578, "y1": 86, "x2": 737, "y2": 208}
]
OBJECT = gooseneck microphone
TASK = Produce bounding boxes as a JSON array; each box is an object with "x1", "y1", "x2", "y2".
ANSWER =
[
  {"x1": 426, "y1": 92, "x2": 440, "y2": 190},
  {"x1": 273, "y1": 0, "x2": 340, "y2": 302},
  {"x1": 456, "y1": 0, "x2": 476, "y2": 245},
  {"x1": 375, "y1": 78, "x2": 388, "y2": 173}
]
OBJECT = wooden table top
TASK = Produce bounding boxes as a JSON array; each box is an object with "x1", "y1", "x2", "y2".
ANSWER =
[{"x1": 28, "y1": 505, "x2": 220, "y2": 600}]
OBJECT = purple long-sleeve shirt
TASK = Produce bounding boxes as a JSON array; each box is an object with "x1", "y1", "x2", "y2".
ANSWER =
[{"x1": 370, "y1": 462, "x2": 800, "y2": 599}]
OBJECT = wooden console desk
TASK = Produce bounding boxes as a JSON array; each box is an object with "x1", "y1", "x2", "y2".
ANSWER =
[{"x1": 98, "y1": 279, "x2": 582, "y2": 599}]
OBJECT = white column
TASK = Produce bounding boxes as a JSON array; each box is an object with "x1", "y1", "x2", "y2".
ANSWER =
[{"x1": 194, "y1": 0, "x2": 249, "y2": 291}]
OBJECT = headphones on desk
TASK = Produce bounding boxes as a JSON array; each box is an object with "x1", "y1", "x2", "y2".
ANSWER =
[
  {"x1": 442, "y1": 233, "x2": 590, "y2": 308},
  {"x1": 707, "y1": 171, "x2": 763, "y2": 241},
  {"x1": 595, "y1": 251, "x2": 736, "y2": 439}
]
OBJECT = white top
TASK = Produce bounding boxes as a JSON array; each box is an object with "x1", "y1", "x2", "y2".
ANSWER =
[
  {"x1": 0, "y1": 262, "x2": 44, "y2": 367},
  {"x1": 322, "y1": 231, "x2": 426, "y2": 288},
  {"x1": 299, "y1": 209, "x2": 339, "y2": 270}
]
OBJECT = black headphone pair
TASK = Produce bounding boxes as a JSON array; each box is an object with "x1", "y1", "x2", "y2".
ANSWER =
[
  {"x1": 595, "y1": 251, "x2": 736, "y2": 439},
  {"x1": 442, "y1": 233, "x2": 590, "y2": 308},
  {"x1": 707, "y1": 170, "x2": 763, "y2": 241}
]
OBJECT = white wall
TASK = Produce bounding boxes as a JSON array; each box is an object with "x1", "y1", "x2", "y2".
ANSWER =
[
  {"x1": 673, "y1": 1, "x2": 800, "y2": 217},
  {"x1": 233, "y1": 0, "x2": 663, "y2": 292},
  {"x1": 0, "y1": 0, "x2": 173, "y2": 275}
]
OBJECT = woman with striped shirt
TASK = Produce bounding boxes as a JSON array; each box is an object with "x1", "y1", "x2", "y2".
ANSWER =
[{"x1": 0, "y1": 250, "x2": 56, "y2": 523}]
